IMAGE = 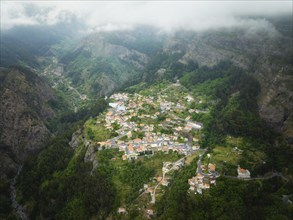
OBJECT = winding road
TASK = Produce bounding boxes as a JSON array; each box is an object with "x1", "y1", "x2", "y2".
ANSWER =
[
  {"x1": 223, "y1": 172, "x2": 289, "y2": 182},
  {"x1": 150, "y1": 157, "x2": 186, "y2": 204}
]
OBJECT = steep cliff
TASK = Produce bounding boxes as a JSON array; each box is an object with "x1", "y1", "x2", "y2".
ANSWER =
[{"x1": 0, "y1": 67, "x2": 63, "y2": 180}]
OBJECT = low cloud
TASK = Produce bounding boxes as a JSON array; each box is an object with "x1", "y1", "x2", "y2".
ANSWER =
[{"x1": 1, "y1": 1, "x2": 292, "y2": 32}]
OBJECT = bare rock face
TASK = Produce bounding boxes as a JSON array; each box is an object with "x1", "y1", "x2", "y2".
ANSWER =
[
  {"x1": 256, "y1": 64, "x2": 293, "y2": 142},
  {"x1": 96, "y1": 73, "x2": 117, "y2": 96},
  {"x1": 0, "y1": 67, "x2": 59, "y2": 180},
  {"x1": 69, "y1": 129, "x2": 82, "y2": 149},
  {"x1": 84, "y1": 143, "x2": 99, "y2": 172},
  {"x1": 83, "y1": 33, "x2": 149, "y2": 69}
]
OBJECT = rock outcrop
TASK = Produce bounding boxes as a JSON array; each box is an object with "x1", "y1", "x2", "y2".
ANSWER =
[{"x1": 0, "y1": 67, "x2": 61, "y2": 180}]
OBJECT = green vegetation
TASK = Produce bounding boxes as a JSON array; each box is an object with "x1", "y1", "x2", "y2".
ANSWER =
[
  {"x1": 118, "y1": 161, "x2": 154, "y2": 202},
  {"x1": 131, "y1": 130, "x2": 145, "y2": 139},
  {"x1": 146, "y1": 62, "x2": 293, "y2": 220},
  {"x1": 143, "y1": 151, "x2": 182, "y2": 176},
  {"x1": 17, "y1": 132, "x2": 115, "y2": 219},
  {"x1": 180, "y1": 62, "x2": 288, "y2": 174},
  {"x1": 59, "y1": 46, "x2": 142, "y2": 99},
  {"x1": 48, "y1": 98, "x2": 108, "y2": 133},
  {"x1": 125, "y1": 82, "x2": 148, "y2": 93},
  {"x1": 11, "y1": 93, "x2": 109, "y2": 219},
  {"x1": 106, "y1": 28, "x2": 163, "y2": 56},
  {"x1": 13, "y1": 64, "x2": 292, "y2": 219},
  {"x1": 85, "y1": 118, "x2": 112, "y2": 141},
  {"x1": 96, "y1": 150, "x2": 182, "y2": 206},
  {"x1": 2, "y1": 19, "x2": 292, "y2": 220},
  {"x1": 157, "y1": 172, "x2": 292, "y2": 219},
  {"x1": 8, "y1": 61, "x2": 292, "y2": 220},
  {"x1": 0, "y1": 181, "x2": 17, "y2": 219},
  {"x1": 154, "y1": 150, "x2": 292, "y2": 220}
]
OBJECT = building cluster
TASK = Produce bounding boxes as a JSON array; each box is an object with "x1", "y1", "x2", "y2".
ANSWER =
[
  {"x1": 188, "y1": 163, "x2": 217, "y2": 194},
  {"x1": 160, "y1": 159, "x2": 185, "y2": 186},
  {"x1": 158, "y1": 97, "x2": 186, "y2": 112},
  {"x1": 97, "y1": 93, "x2": 202, "y2": 160}
]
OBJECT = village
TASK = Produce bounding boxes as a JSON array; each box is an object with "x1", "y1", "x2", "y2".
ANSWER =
[
  {"x1": 92, "y1": 87, "x2": 250, "y2": 218},
  {"x1": 97, "y1": 92, "x2": 203, "y2": 160}
]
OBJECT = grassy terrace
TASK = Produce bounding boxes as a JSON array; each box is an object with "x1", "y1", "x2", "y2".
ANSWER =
[
  {"x1": 202, "y1": 145, "x2": 241, "y2": 176},
  {"x1": 201, "y1": 136, "x2": 267, "y2": 176},
  {"x1": 96, "y1": 149, "x2": 183, "y2": 208},
  {"x1": 185, "y1": 154, "x2": 198, "y2": 165},
  {"x1": 142, "y1": 151, "x2": 183, "y2": 177},
  {"x1": 84, "y1": 118, "x2": 113, "y2": 141}
]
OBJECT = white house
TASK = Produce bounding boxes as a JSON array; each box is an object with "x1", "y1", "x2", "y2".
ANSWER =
[{"x1": 237, "y1": 165, "x2": 251, "y2": 178}]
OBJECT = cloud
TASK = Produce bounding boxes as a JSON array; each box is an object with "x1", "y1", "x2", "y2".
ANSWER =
[{"x1": 1, "y1": 1, "x2": 292, "y2": 32}]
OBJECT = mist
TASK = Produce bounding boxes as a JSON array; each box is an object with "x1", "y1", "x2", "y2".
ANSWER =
[{"x1": 1, "y1": 1, "x2": 292, "y2": 32}]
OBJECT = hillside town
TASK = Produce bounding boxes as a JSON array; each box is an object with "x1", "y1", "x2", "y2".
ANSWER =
[
  {"x1": 94, "y1": 89, "x2": 251, "y2": 215},
  {"x1": 97, "y1": 92, "x2": 202, "y2": 160}
]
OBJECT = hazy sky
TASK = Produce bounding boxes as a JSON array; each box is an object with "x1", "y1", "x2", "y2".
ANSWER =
[{"x1": 1, "y1": 1, "x2": 292, "y2": 32}]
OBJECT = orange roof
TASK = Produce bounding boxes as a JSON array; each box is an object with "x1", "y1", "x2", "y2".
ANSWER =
[
  {"x1": 196, "y1": 173, "x2": 203, "y2": 178},
  {"x1": 156, "y1": 176, "x2": 162, "y2": 182},
  {"x1": 239, "y1": 168, "x2": 247, "y2": 173},
  {"x1": 208, "y1": 163, "x2": 216, "y2": 171},
  {"x1": 162, "y1": 146, "x2": 168, "y2": 151},
  {"x1": 133, "y1": 138, "x2": 142, "y2": 143},
  {"x1": 128, "y1": 144, "x2": 134, "y2": 152}
]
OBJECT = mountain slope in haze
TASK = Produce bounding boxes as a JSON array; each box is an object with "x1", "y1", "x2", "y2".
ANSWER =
[
  {"x1": 51, "y1": 26, "x2": 164, "y2": 97},
  {"x1": 1, "y1": 17, "x2": 291, "y2": 141},
  {"x1": 0, "y1": 14, "x2": 292, "y2": 220},
  {"x1": 0, "y1": 66, "x2": 67, "y2": 180},
  {"x1": 0, "y1": 21, "x2": 83, "y2": 68},
  {"x1": 144, "y1": 17, "x2": 293, "y2": 141}
]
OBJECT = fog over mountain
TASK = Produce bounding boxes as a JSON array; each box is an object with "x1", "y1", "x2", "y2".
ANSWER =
[
  {"x1": 1, "y1": 1, "x2": 292, "y2": 32},
  {"x1": 1, "y1": 1, "x2": 293, "y2": 219}
]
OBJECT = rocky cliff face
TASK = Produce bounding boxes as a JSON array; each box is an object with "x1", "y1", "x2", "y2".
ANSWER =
[
  {"x1": 81, "y1": 33, "x2": 150, "y2": 69},
  {"x1": 162, "y1": 19, "x2": 293, "y2": 142},
  {"x1": 0, "y1": 67, "x2": 61, "y2": 180}
]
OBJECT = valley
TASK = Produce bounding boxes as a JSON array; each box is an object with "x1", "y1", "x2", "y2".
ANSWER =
[
  {"x1": 16, "y1": 80, "x2": 288, "y2": 219},
  {"x1": 0, "y1": 4, "x2": 292, "y2": 219},
  {"x1": 41, "y1": 56, "x2": 90, "y2": 112}
]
